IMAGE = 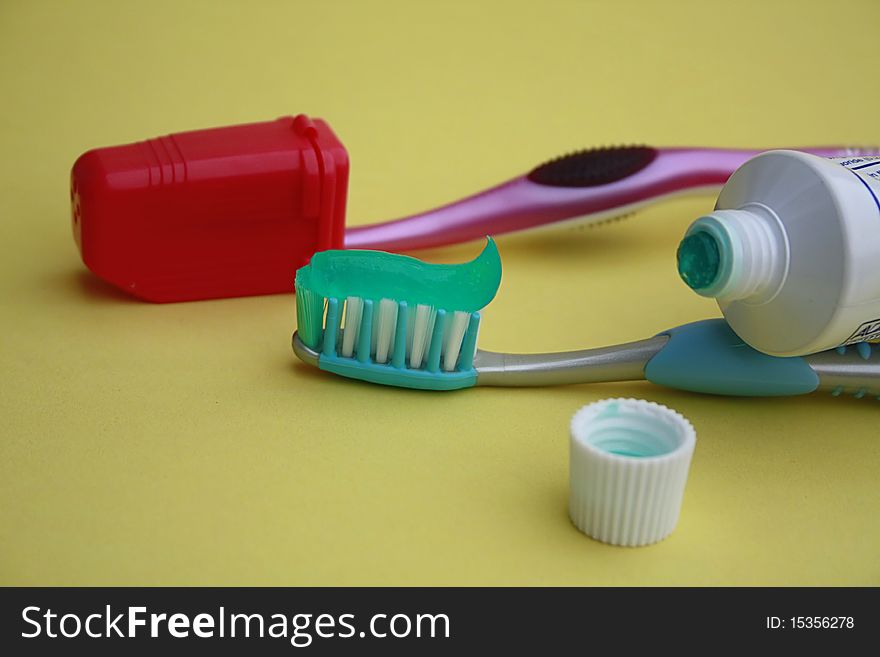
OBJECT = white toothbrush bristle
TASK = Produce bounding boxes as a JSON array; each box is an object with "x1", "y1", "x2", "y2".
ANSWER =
[
  {"x1": 442, "y1": 311, "x2": 470, "y2": 371},
  {"x1": 405, "y1": 308, "x2": 415, "y2": 358},
  {"x1": 341, "y1": 296, "x2": 363, "y2": 358},
  {"x1": 409, "y1": 304, "x2": 435, "y2": 369},
  {"x1": 374, "y1": 298, "x2": 398, "y2": 364}
]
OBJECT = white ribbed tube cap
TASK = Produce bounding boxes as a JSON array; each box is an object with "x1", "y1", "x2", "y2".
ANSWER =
[{"x1": 569, "y1": 398, "x2": 696, "y2": 547}]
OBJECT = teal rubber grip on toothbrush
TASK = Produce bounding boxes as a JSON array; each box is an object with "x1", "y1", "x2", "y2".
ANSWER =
[
  {"x1": 644, "y1": 319, "x2": 820, "y2": 396},
  {"x1": 318, "y1": 353, "x2": 478, "y2": 390}
]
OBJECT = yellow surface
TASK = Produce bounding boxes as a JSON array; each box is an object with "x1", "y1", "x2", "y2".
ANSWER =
[{"x1": 1, "y1": 0, "x2": 878, "y2": 586}]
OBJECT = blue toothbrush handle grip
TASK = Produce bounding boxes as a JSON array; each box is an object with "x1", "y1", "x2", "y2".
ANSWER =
[
  {"x1": 645, "y1": 319, "x2": 880, "y2": 399},
  {"x1": 644, "y1": 320, "x2": 820, "y2": 397}
]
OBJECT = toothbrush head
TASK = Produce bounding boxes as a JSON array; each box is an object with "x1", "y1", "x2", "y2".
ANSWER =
[
  {"x1": 527, "y1": 145, "x2": 658, "y2": 187},
  {"x1": 292, "y1": 239, "x2": 501, "y2": 390}
]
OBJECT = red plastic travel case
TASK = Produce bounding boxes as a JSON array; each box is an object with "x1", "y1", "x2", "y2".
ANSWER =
[{"x1": 70, "y1": 114, "x2": 349, "y2": 302}]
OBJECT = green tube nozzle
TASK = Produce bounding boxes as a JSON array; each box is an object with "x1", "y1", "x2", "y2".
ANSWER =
[{"x1": 677, "y1": 230, "x2": 721, "y2": 292}]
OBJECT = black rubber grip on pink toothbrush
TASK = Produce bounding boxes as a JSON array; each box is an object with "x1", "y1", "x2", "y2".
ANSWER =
[{"x1": 527, "y1": 146, "x2": 658, "y2": 187}]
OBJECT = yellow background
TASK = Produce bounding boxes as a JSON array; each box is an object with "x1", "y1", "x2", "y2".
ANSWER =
[{"x1": 1, "y1": 0, "x2": 878, "y2": 586}]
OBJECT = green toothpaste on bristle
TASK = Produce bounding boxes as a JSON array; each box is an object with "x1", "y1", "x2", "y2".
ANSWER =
[
  {"x1": 296, "y1": 239, "x2": 500, "y2": 315},
  {"x1": 294, "y1": 239, "x2": 501, "y2": 389}
]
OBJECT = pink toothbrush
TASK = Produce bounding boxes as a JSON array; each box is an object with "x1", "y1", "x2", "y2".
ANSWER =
[{"x1": 345, "y1": 146, "x2": 878, "y2": 251}]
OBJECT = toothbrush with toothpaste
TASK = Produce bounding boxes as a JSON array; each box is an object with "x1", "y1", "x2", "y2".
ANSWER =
[
  {"x1": 346, "y1": 146, "x2": 880, "y2": 251},
  {"x1": 292, "y1": 239, "x2": 880, "y2": 399}
]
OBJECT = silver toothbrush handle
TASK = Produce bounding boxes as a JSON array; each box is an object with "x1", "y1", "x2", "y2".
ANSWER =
[
  {"x1": 474, "y1": 329, "x2": 880, "y2": 400},
  {"x1": 473, "y1": 336, "x2": 668, "y2": 387},
  {"x1": 804, "y1": 344, "x2": 880, "y2": 398}
]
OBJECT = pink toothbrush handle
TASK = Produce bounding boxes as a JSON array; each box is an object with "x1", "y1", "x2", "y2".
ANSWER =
[{"x1": 344, "y1": 146, "x2": 877, "y2": 251}]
